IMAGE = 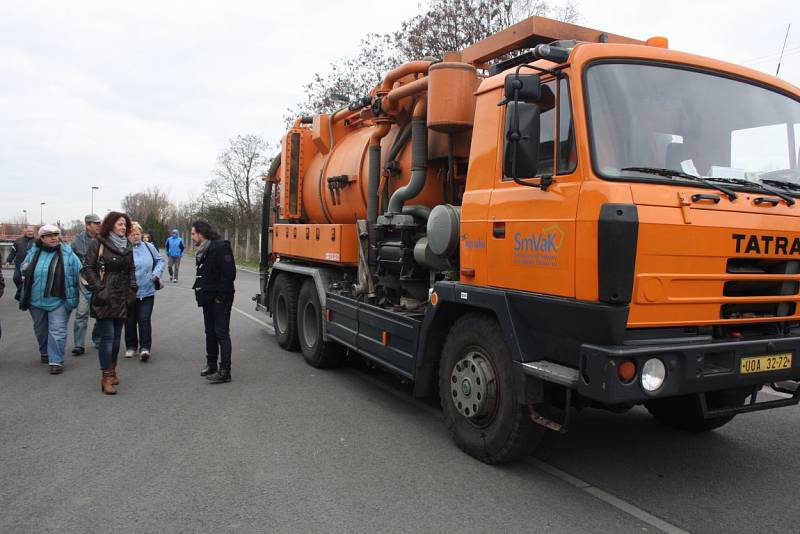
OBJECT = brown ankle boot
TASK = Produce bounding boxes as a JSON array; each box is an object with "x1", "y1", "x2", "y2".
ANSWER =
[
  {"x1": 111, "y1": 362, "x2": 120, "y2": 386},
  {"x1": 101, "y1": 370, "x2": 117, "y2": 395}
]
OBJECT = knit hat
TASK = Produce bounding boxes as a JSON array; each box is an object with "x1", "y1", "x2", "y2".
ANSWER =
[{"x1": 38, "y1": 224, "x2": 61, "y2": 237}]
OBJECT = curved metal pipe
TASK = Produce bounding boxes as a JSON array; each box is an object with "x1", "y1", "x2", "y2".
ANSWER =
[
  {"x1": 383, "y1": 77, "x2": 428, "y2": 114},
  {"x1": 380, "y1": 60, "x2": 432, "y2": 92},
  {"x1": 387, "y1": 102, "x2": 428, "y2": 215}
]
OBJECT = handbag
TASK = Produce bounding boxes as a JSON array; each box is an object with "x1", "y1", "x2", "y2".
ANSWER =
[
  {"x1": 80, "y1": 243, "x2": 105, "y2": 288},
  {"x1": 146, "y1": 242, "x2": 163, "y2": 290}
]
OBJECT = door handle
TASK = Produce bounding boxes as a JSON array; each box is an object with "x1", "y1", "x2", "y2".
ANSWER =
[{"x1": 492, "y1": 222, "x2": 506, "y2": 238}]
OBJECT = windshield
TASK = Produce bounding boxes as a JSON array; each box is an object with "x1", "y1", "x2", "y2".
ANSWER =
[{"x1": 585, "y1": 62, "x2": 800, "y2": 188}]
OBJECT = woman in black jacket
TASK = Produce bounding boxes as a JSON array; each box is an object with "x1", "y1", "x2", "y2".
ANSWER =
[
  {"x1": 190, "y1": 220, "x2": 236, "y2": 383},
  {"x1": 82, "y1": 211, "x2": 137, "y2": 394}
]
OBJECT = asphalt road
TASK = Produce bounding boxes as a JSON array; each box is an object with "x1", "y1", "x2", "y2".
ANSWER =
[{"x1": 1, "y1": 265, "x2": 798, "y2": 533}]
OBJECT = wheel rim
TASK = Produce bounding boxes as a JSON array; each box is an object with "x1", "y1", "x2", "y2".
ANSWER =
[
  {"x1": 301, "y1": 300, "x2": 319, "y2": 348},
  {"x1": 275, "y1": 294, "x2": 288, "y2": 333},
  {"x1": 450, "y1": 350, "x2": 497, "y2": 421}
]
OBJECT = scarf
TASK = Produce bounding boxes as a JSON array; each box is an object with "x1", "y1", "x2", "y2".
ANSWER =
[
  {"x1": 109, "y1": 232, "x2": 129, "y2": 252},
  {"x1": 19, "y1": 243, "x2": 65, "y2": 311},
  {"x1": 196, "y1": 239, "x2": 211, "y2": 262}
]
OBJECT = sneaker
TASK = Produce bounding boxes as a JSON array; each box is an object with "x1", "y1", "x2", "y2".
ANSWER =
[
  {"x1": 139, "y1": 349, "x2": 151, "y2": 362},
  {"x1": 200, "y1": 366, "x2": 217, "y2": 377},
  {"x1": 49, "y1": 365, "x2": 63, "y2": 375},
  {"x1": 72, "y1": 347, "x2": 85, "y2": 356},
  {"x1": 124, "y1": 349, "x2": 137, "y2": 358},
  {"x1": 40, "y1": 355, "x2": 48, "y2": 364},
  {"x1": 173, "y1": 278, "x2": 178, "y2": 283},
  {"x1": 206, "y1": 369, "x2": 231, "y2": 383}
]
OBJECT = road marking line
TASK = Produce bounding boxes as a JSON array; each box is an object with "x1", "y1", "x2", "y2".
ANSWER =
[
  {"x1": 528, "y1": 459, "x2": 690, "y2": 534},
  {"x1": 230, "y1": 295, "x2": 690, "y2": 534},
  {"x1": 232, "y1": 305, "x2": 274, "y2": 332}
]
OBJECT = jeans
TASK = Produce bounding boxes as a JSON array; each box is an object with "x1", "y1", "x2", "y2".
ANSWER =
[
  {"x1": 96, "y1": 318, "x2": 125, "y2": 370},
  {"x1": 124, "y1": 296, "x2": 155, "y2": 351},
  {"x1": 202, "y1": 299, "x2": 233, "y2": 370},
  {"x1": 167, "y1": 256, "x2": 181, "y2": 281},
  {"x1": 73, "y1": 284, "x2": 100, "y2": 349},
  {"x1": 29, "y1": 304, "x2": 71, "y2": 366}
]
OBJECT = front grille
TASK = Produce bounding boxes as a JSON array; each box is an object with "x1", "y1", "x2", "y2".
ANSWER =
[
  {"x1": 721, "y1": 258, "x2": 799, "y2": 320},
  {"x1": 723, "y1": 280, "x2": 799, "y2": 297}
]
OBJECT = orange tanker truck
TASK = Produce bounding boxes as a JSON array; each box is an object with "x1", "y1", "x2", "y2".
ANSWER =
[{"x1": 255, "y1": 16, "x2": 800, "y2": 463}]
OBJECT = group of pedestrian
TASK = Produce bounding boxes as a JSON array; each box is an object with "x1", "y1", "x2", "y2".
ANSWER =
[{"x1": 2, "y1": 214, "x2": 236, "y2": 392}]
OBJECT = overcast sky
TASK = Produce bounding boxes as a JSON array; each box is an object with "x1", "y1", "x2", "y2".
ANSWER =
[{"x1": 1, "y1": 0, "x2": 798, "y2": 225}]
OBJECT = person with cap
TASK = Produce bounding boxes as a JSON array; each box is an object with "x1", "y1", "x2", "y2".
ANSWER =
[
  {"x1": 19, "y1": 225, "x2": 82, "y2": 374},
  {"x1": 6, "y1": 226, "x2": 36, "y2": 301},
  {"x1": 70, "y1": 213, "x2": 102, "y2": 355},
  {"x1": 82, "y1": 211, "x2": 137, "y2": 395},
  {"x1": 164, "y1": 228, "x2": 185, "y2": 283}
]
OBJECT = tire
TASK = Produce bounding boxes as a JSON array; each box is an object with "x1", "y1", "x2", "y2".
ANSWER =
[
  {"x1": 645, "y1": 387, "x2": 750, "y2": 432},
  {"x1": 271, "y1": 273, "x2": 300, "y2": 351},
  {"x1": 297, "y1": 279, "x2": 346, "y2": 368},
  {"x1": 439, "y1": 313, "x2": 544, "y2": 464}
]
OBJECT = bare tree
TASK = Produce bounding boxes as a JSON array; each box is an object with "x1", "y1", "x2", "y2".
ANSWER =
[
  {"x1": 204, "y1": 135, "x2": 272, "y2": 229},
  {"x1": 121, "y1": 186, "x2": 174, "y2": 223},
  {"x1": 285, "y1": 0, "x2": 580, "y2": 119}
]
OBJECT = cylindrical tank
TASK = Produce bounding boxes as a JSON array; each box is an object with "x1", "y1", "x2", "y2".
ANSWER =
[
  {"x1": 427, "y1": 62, "x2": 478, "y2": 133},
  {"x1": 300, "y1": 123, "x2": 445, "y2": 224}
]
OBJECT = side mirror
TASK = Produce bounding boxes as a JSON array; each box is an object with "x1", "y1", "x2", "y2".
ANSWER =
[
  {"x1": 504, "y1": 73, "x2": 541, "y2": 103},
  {"x1": 504, "y1": 102, "x2": 541, "y2": 179}
]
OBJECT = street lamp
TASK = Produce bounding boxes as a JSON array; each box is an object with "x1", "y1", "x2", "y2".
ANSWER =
[
  {"x1": 40, "y1": 202, "x2": 45, "y2": 225},
  {"x1": 91, "y1": 186, "x2": 99, "y2": 213},
  {"x1": 22, "y1": 209, "x2": 27, "y2": 224}
]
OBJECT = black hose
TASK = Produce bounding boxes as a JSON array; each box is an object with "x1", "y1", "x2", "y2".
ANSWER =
[
  {"x1": 261, "y1": 153, "x2": 281, "y2": 273},
  {"x1": 387, "y1": 118, "x2": 427, "y2": 215},
  {"x1": 382, "y1": 123, "x2": 413, "y2": 212}
]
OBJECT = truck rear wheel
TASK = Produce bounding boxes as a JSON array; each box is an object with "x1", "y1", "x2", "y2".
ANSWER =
[
  {"x1": 297, "y1": 279, "x2": 346, "y2": 368},
  {"x1": 645, "y1": 387, "x2": 750, "y2": 432},
  {"x1": 439, "y1": 313, "x2": 544, "y2": 464},
  {"x1": 271, "y1": 273, "x2": 299, "y2": 351}
]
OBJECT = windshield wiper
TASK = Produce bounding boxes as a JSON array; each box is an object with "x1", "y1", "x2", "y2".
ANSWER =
[
  {"x1": 761, "y1": 179, "x2": 800, "y2": 193},
  {"x1": 704, "y1": 177, "x2": 795, "y2": 206},
  {"x1": 621, "y1": 167, "x2": 738, "y2": 201}
]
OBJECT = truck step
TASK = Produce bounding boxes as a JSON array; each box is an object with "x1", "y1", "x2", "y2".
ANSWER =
[
  {"x1": 520, "y1": 360, "x2": 579, "y2": 388},
  {"x1": 772, "y1": 380, "x2": 799, "y2": 395}
]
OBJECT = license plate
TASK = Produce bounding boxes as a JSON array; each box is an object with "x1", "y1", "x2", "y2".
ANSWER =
[{"x1": 739, "y1": 353, "x2": 793, "y2": 374}]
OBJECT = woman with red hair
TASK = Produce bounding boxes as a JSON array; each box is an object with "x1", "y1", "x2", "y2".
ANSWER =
[{"x1": 81, "y1": 211, "x2": 137, "y2": 394}]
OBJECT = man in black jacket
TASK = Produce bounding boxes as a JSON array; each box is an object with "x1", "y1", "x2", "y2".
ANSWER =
[
  {"x1": 191, "y1": 220, "x2": 236, "y2": 383},
  {"x1": 6, "y1": 226, "x2": 35, "y2": 300}
]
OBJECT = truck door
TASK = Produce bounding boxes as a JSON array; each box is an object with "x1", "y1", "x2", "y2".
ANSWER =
[{"x1": 486, "y1": 76, "x2": 581, "y2": 298}]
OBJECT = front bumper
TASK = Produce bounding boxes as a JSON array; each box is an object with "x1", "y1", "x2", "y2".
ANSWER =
[{"x1": 576, "y1": 334, "x2": 800, "y2": 406}]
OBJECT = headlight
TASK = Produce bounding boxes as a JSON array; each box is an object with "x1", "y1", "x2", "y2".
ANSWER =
[{"x1": 641, "y1": 358, "x2": 666, "y2": 392}]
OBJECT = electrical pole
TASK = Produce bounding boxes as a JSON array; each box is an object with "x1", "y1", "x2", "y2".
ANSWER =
[
  {"x1": 91, "y1": 186, "x2": 99, "y2": 213},
  {"x1": 40, "y1": 202, "x2": 45, "y2": 225}
]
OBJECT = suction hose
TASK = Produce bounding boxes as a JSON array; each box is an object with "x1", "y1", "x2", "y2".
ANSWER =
[{"x1": 387, "y1": 114, "x2": 428, "y2": 215}]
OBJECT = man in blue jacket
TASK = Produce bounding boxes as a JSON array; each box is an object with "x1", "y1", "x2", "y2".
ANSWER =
[
  {"x1": 165, "y1": 229, "x2": 185, "y2": 283},
  {"x1": 20, "y1": 225, "x2": 82, "y2": 374}
]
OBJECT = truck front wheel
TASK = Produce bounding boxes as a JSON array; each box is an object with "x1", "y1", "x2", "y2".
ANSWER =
[
  {"x1": 645, "y1": 387, "x2": 750, "y2": 432},
  {"x1": 297, "y1": 279, "x2": 346, "y2": 368},
  {"x1": 271, "y1": 273, "x2": 299, "y2": 351},
  {"x1": 439, "y1": 313, "x2": 544, "y2": 464}
]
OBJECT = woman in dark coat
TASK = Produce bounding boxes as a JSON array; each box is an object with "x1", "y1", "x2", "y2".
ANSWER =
[
  {"x1": 82, "y1": 211, "x2": 137, "y2": 394},
  {"x1": 190, "y1": 220, "x2": 236, "y2": 383}
]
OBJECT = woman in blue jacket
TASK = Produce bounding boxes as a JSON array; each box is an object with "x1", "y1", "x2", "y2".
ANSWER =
[
  {"x1": 20, "y1": 225, "x2": 82, "y2": 374},
  {"x1": 124, "y1": 222, "x2": 165, "y2": 361}
]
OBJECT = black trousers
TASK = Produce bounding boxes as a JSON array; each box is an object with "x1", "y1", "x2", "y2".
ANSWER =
[{"x1": 202, "y1": 299, "x2": 233, "y2": 370}]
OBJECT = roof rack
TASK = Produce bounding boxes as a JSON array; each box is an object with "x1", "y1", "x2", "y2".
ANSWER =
[{"x1": 446, "y1": 16, "x2": 646, "y2": 68}]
